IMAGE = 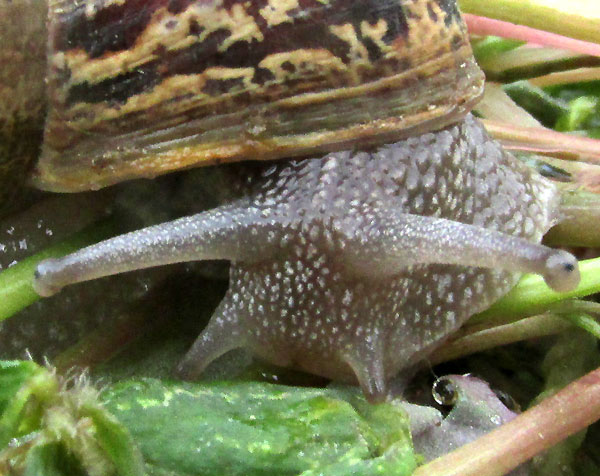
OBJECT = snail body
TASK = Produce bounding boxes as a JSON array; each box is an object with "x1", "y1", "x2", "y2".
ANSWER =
[{"x1": 0, "y1": 0, "x2": 580, "y2": 402}]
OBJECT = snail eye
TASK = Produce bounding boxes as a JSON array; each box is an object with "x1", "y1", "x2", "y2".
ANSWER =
[
  {"x1": 493, "y1": 388, "x2": 520, "y2": 412},
  {"x1": 432, "y1": 377, "x2": 459, "y2": 406}
]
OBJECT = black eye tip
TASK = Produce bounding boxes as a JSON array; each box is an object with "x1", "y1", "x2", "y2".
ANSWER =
[{"x1": 563, "y1": 262, "x2": 575, "y2": 272}]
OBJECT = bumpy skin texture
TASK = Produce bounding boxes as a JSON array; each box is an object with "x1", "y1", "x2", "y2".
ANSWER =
[
  {"x1": 178, "y1": 115, "x2": 557, "y2": 395},
  {"x1": 34, "y1": 115, "x2": 576, "y2": 402}
]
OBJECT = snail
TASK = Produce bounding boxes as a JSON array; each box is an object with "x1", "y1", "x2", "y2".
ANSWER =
[{"x1": 0, "y1": 0, "x2": 580, "y2": 403}]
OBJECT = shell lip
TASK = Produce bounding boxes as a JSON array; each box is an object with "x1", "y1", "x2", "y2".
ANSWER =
[{"x1": 31, "y1": 90, "x2": 484, "y2": 193}]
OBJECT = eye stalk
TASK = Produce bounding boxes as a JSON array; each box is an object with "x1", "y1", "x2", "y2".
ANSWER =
[
  {"x1": 543, "y1": 251, "x2": 580, "y2": 293},
  {"x1": 33, "y1": 259, "x2": 65, "y2": 298}
]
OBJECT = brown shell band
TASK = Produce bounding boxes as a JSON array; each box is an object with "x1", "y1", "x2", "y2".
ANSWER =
[{"x1": 34, "y1": 0, "x2": 484, "y2": 191}]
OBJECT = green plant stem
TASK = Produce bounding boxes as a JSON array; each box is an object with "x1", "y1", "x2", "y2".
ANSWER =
[
  {"x1": 545, "y1": 191, "x2": 600, "y2": 247},
  {"x1": 559, "y1": 314, "x2": 600, "y2": 339},
  {"x1": 434, "y1": 301, "x2": 600, "y2": 363},
  {"x1": 431, "y1": 314, "x2": 572, "y2": 364},
  {"x1": 459, "y1": 0, "x2": 600, "y2": 44},
  {"x1": 549, "y1": 300, "x2": 600, "y2": 338},
  {"x1": 0, "y1": 221, "x2": 114, "y2": 322},
  {"x1": 472, "y1": 257, "x2": 600, "y2": 323}
]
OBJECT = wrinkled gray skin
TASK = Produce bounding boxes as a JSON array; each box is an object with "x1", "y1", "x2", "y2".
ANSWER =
[
  {"x1": 33, "y1": 115, "x2": 579, "y2": 402},
  {"x1": 405, "y1": 375, "x2": 529, "y2": 476}
]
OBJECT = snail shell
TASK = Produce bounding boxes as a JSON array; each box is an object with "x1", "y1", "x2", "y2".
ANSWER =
[{"x1": 33, "y1": 0, "x2": 484, "y2": 191}]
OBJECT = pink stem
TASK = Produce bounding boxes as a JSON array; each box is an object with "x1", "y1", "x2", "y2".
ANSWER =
[
  {"x1": 482, "y1": 119, "x2": 600, "y2": 163},
  {"x1": 464, "y1": 13, "x2": 600, "y2": 58}
]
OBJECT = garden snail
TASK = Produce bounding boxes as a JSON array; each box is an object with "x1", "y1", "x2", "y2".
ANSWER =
[{"x1": 1, "y1": 0, "x2": 581, "y2": 403}]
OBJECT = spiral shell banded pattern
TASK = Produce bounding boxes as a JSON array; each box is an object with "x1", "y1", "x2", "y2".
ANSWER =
[{"x1": 35, "y1": 0, "x2": 484, "y2": 191}]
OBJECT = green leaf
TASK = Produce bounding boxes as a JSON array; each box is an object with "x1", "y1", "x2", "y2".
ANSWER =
[
  {"x1": 471, "y1": 36, "x2": 523, "y2": 65},
  {"x1": 82, "y1": 404, "x2": 145, "y2": 476},
  {"x1": 299, "y1": 444, "x2": 416, "y2": 476},
  {"x1": 503, "y1": 81, "x2": 569, "y2": 127},
  {"x1": 24, "y1": 443, "x2": 87, "y2": 476},
  {"x1": 0, "y1": 361, "x2": 144, "y2": 476},
  {"x1": 555, "y1": 96, "x2": 599, "y2": 132},
  {"x1": 0, "y1": 361, "x2": 58, "y2": 448},
  {"x1": 102, "y1": 379, "x2": 417, "y2": 476},
  {"x1": 0, "y1": 360, "x2": 42, "y2": 415}
]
